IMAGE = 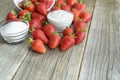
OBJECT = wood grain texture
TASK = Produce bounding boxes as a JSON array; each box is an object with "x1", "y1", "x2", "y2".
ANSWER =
[
  {"x1": 0, "y1": 1, "x2": 30, "y2": 80},
  {"x1": 12, "y1": 0, "x2": 96, "y2": 80},
  {"x1": 79, "y1": 0, "x2": 120, "y2": 80}
]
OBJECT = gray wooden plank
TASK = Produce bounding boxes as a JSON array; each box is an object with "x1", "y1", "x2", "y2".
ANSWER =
[
  {"x1": 0, "y1": 1, "x2": 30, "y2": 80},
  {"x1": 79, "y1": 0, "x2": 120, "y2": 80},
  {"x1": 13, "y1": 0, "x2": 96, "y2": 80}
]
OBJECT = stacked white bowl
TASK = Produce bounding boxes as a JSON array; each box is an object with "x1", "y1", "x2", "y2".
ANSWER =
[{"x1": 0, "y1": 21, "x2": 29, "y2": 43}]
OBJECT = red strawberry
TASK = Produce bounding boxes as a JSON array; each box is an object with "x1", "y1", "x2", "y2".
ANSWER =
[
  {"x1": 51, "y1": 5, "x2": 61, "y2": 11},
  {"x1": 66, "y1": 0, "x2": 78, "y2": 7},
  {"x1": 63, "y1": 27, "x2": 74, "y2": 36},
  {"x1": 30, "y1": 0, "x2": 39, "y2": 3},
  {"x1": 55, "y1": 0, "x2": 64, "y2": 6},
  {"x1": 40, "y1": 0, "x2": 53, "y2": 9},
  {"x1": 18, "y1": 1, "x2": 25, "y2": 9},
  {"x1": 72, "y1": 9, "x2": 80, "y2": 23},
  {"x1": 24, "y1": 1, "x2": 35, "y2": 12},
  {"x1": 74, "y1": 3, "x2": 86, "y2": 13},
  {"x1": 75, "y1": 31, "x2": 86, "y2": 44},
  {"x1": 60, "y1": 35, "x2": 75, "y2": 51},
  {"x1": 31, "y1": 12, "x2": 46, "y2": 23},
  {"x1": 48, "y1": 32, "x2": 61, "y2": 49},
  {"x1": 79, "y1": 11, "x2": 91, "y2": 23},
  {"x1": 29, "y1": 19, "x2": 42, "y2": 30},
  {"x1": 74, "y1": 20, "x2": 86, "y2": 32},
  {"x1": 61, "y1": 3, "x2": 71, "y2": 12},
  {"x1": 35, "y1": 3, "x2": 47, "y2": 16},
  {"x1": 6, "y1": 10, "x2": 17, "y2": 21},
  {"x1": 18, "y1": 10, "x2": 31, "y2": 21},
  {"x1": 32, "y1": 30, "x2": 48, "y2": 44},
  {"x1": 29, "y1": 38, "x2": 46, "y2": 53},
  {"x1": 42, "y1": 23, "x2": 56, "y2": 38}
]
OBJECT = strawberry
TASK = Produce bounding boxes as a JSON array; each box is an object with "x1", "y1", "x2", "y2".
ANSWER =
[
  {"x1": 61, "y1": 3, "x2": 71, "y2": 12},
  {"x1": 48, "y1": 32, "x2": 61, "y2": 49},
  {"x1": 73, "y1": 0, "x2": 86, "y2": 12},
  {"x1": 6, "y1": 10, "x2": 17, "y2": 21},
  {"x1": 51, "y1": 5, "x2": 61, "y2": 11},
  {"x1": 29, "y1": 38, "x2": 46, "y2": 53},
  {"x1": 55, "y1": 0, "x2": 64, "y2": 6},
  {"x1": 74, "y1": 3, "x2": 86, "y2": 12},
  {"x1": 32, "y1": 30, "x2": 48, "y2": 44},
  {"x1": 63, "y1": 27, "x2": 74, "y2": 36},
  {"x1": 18, "y1": 1, "x2": 25, "y2": 9},
  {"x1": 35, "y1": 3, "x2": 47, "y2": 16},
  {"x1": 79, "y1": 11, "x2": 91, "y2": 23},
  {"x1": 72, "y1": 9, "x2": 80, "y2": 23},
  {"x1": 60, "y1": 35, "x2": 75, "y2": 51},
  {"x1": 74, "y1": 20, "x2": 86, "y2": 32},
  {"x1": 40, "y1": 0, "x2": 53, "y2": 9},
  {"x1": 29, "y1": 19, "x2": 42, "y2": 30},
  {"x1": 31, "y1": 12, "x2": 46, "y2": 23},
  {"x1": 18, "y1": 10, "x2": 31, "y2": 21},
  {"x1": 23, "y1": 1, "x2": 35, "y2": 12},
  {"x1": 66, "y1": 0, "x2": 78, "y2": 7},
  {"x1": 42, "y1": 23, "x2": 56, "y2": 38},
  {"x1": 30, "y1": 0, "x2": 39, "y2": 4},
  {"x1": 75, "y1": 31, "x2": 86, "y2": 44}
]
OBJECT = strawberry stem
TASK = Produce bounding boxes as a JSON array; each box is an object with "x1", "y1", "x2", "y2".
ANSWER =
[
  {"x1": 79, "y1": 0, "x2": 83, "y2": 4},
  {"x1": 28, "y1": 37, "x2": 33, "y2": 44}
]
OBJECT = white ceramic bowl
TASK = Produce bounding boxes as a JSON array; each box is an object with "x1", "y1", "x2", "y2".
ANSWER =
[
  {"x1": 13, "y1": 0, "x2": 55, "y2": 11},
  {"x1": 47, "y1": 10, "x2": 74, "y2": 32},
  {"x1": 0, "y1": 21, "x2": 29, "y2": 43}
]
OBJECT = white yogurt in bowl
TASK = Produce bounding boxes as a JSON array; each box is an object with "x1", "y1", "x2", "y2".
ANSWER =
[{"x1": 47, "y1": 10, "x2": 74, "y2": 32}]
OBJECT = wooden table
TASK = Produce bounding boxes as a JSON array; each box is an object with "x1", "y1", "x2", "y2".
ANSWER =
[{"x1": 0, "y1": 0, "x2": 120, "y2": 80}]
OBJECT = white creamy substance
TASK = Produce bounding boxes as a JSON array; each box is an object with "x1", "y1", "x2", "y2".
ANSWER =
[{"x1": 47, "y1": 10, "x2": 74, "y2": 31}]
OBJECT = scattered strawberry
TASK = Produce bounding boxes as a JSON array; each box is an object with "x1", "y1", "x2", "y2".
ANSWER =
[
  {"x1": 31, "y1": 12, "x2": 46, "y2": 23},
  {"x1": 63, "y1": 27, "x2": 74, "y2": 36},
  {"x1": 40, "y1": 0, "x2": 53, "y2": 9},
  {"x1": 61, "y1": 3, "x2": 71, "y2": 12},
  {"x1": 6, "y1": 10, "x2": 17, "y2": 21},
  {"x1": 55, "y1": 0, "x2": 64, "y2": 6},
  {"x1": 66, "y1": 0, "x2": 78, "y2": 7},
  {"x1": 18, "y1": 10, "x2": 31, "y2": 21},
  {"x1": 60, "y1": 35, "x2": 75, "y2": 51},
  {"x1": 32, "y1": 30, "x2": 48, "y2": 44},
  {"x1": 23, "y1": 1, "x2": 35, "y2": 12},
  {"x1": 75, "y1": 31, "x2": 86, "y2": 44},
  {"x1": 72, "y1": 8, "x2": 80, "y2": 23},
  {"x1": 29, "y1": 19, "x2": 42, "y2": 30},
  {"x1": 35, "y1": 3, "x2": 47, "y2": 16},
  {"x1": 18, "y1": 1, "x2": 25, "y2": 9},
  {"x1": 74, "y1": 20, "x2": 86, "y2": 32},
  {"x1": 73, "y1": 0, "x2": 86, "y2": 12},
  {"x1": 30, "y1": 0, "x2": 39, "y2": 4},
  {"x1": 51, "y1": 5, "x2": 61, "y2": 11},
  {"x1": 42, "y1": 22, "x2": 56, "y2": 38},
  {"x1": 48, "y1": 32, "x2": 61, "y2": 49},
  {"x1": 79, "y1": 11, "x2": 91, "y2": 23},
  {"x1": 29, "y1": 38, "x2": 46, "y2": 53}
]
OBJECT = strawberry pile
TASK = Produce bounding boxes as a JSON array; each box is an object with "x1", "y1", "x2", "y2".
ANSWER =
[{"x1": 6, "y1": 0, "x2": 91, "y2": 53}]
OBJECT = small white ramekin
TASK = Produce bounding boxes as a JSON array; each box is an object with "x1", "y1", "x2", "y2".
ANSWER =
[{"x1": 47, "y1": 10, "x2": 74, "y2": 32}]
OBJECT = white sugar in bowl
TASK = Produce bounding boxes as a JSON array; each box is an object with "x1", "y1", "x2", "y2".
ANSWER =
[
  {"x1": 47, "y1": 10, "x2": 74, "y2": 32},
  {"x1": 0, "y1": 21, "x2": 29, "y2": 43}
]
